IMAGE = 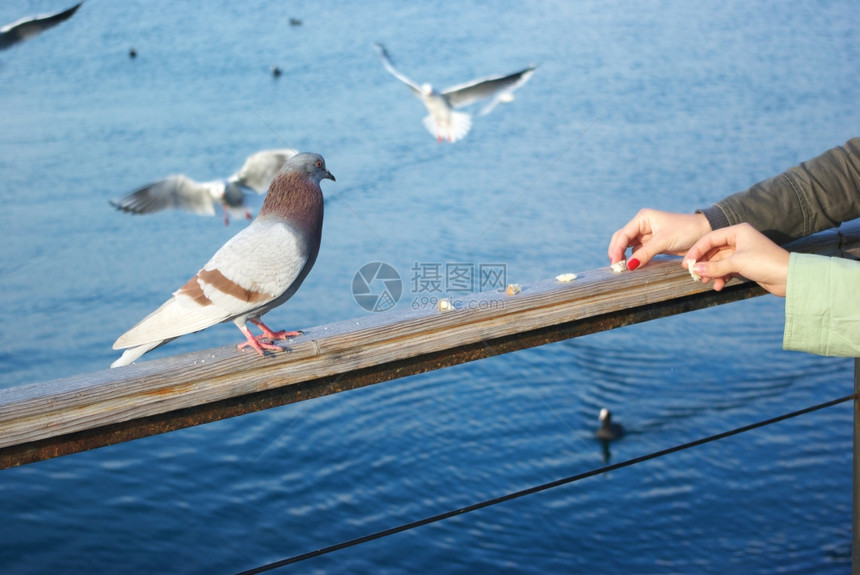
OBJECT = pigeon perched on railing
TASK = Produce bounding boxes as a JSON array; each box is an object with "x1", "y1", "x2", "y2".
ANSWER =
[
  {"x1": 111, "y1": 152, "x2": 334, "y2": 367},
  {"x1": 110, "y1": 148, "x2": 297, "y2": 225},
  {"x1": 374, "y1": 43, "x2": 536, "y2": 143}
]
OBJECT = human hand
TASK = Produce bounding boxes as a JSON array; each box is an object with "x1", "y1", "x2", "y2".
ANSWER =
[
  {"x1": 608, "y1": 209, "x2": 712, "y2": 270},
  {"x1": 683, "y1": 223, "x2": 790, "y2": 296}
]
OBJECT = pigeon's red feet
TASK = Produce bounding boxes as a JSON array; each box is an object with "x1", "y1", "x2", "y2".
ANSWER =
[
  {"x1": 250, "y1": 319, "x2": 303, "y2": 341},
  {"x1": 237, "y1": 321, "x2": 303, "y2": 355},
  {"x1": 237, "y1": 325, "x2": 286, "y2": 355},
  {"x1": 238, "y1": 338, "x2": 285, "y2": 354}
]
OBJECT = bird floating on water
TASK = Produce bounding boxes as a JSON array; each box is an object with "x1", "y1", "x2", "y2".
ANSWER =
[
  {"x1": 110, "y1": 148, "x2": 297, "y2": 225},
  {"x1": 374, "y1": 43, "x2": 536, "y2": 143},
  {"x1": 111, "y1": 152, "x2": 334, "y2": 367},
  {"x1": 0, "y1": 1, "x2": 83, "y2": 50},
  {"x1": 595, "y1": 408, "x2": 624, "y2": 441}
]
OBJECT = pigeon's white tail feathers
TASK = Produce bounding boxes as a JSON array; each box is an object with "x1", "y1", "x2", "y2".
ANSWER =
[
  {"x1": 113, "y1": 296, "x2": 230, "y2": 350},
  {"x1": 110, "y1": 341, "x2": 163, "y2": 368},
  {"x1": 423, "y1": 111, "x2": 472, "y2": 143}
]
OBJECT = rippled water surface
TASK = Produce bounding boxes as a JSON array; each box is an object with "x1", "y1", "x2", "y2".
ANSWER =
[{"x1": 0, "y1": 0, "x2": 858, "y2": 573}]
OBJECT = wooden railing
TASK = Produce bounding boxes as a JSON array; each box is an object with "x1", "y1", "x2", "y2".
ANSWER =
[{"x1": 1, "y1": 222, "x2": 858, "y2": 471}]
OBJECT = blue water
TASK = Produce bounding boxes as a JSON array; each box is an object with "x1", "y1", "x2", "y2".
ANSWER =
[{"x1": 1, "y1": 0, "x2": 858, "y2": 572}]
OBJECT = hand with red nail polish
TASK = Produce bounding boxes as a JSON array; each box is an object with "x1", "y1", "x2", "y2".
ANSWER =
[
  {"x1": 608, "y1": 209, "x2": 712, "y2": 270},
  {"x1": 683, "y1": 223, "x2": 789, "y2": 296}
]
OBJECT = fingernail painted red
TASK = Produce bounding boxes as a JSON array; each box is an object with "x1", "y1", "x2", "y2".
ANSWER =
[{"x1": 627, "y1": 258, "x2": 640, "y2": 271}]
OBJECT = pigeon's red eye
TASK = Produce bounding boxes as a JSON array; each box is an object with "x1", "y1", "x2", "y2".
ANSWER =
[{"x1": 316, "y1": 160, "x2": 322, "y2": 168}]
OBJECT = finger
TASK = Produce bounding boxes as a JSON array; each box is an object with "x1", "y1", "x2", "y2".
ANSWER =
[
  {"x1": 608, "y1": 213, "x2": 651, "y2": 262},
  {"x1": 692, "y1": 259, "x2": 737, "y2": 284},
  {"x1": 684, "y1": 227, "x2": 736, "y2": 264},
  {"x1": 607, "y1": 228, "x2": 632, "y2": 264},
  {"x1": 608, "y1": 229, "x2": 643, "y2": 264},
  {"x1": 628, "y1": 236, "x2": 668, "y2": 269}
]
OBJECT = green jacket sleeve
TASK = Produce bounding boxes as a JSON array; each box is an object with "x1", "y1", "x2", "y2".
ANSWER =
[
  {"x1": 783, "y1": 252, "x2": 860, "y2": 357},
  {"x1": 700, "y1": 138, "x2": 860, "y2": 244}
]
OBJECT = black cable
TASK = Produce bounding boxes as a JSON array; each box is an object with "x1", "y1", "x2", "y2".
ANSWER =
[{"x1": 236, "y1": 393, "x2": 857, "y2": 575}]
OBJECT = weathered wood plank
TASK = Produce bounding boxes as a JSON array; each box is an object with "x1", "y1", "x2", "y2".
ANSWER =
[{"x1": 1, "y1": 221, "x2": 858, "y2": 468}]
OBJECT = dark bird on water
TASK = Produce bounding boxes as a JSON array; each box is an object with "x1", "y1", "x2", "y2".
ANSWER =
[{"x1": 595, "y1": 408, "x2": 624, "y2": 441}]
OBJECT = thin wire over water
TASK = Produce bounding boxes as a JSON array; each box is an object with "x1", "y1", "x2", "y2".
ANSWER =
[{"x1": 236, "y1": 393, "x2": 857, "y2": 574}]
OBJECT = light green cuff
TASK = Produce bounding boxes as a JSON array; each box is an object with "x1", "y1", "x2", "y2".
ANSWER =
[{"x1": 784, "y1": 252, "x2": 860, "y2": 357}]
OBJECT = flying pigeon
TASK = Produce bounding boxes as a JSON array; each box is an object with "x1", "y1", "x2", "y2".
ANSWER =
[
  {"x1": 0, "y1": 1, "x2": 83, "y2": 50},
  {"x1": 110, "y1": 148, "x2": 298, "y2": 225},
  {"x1": 111, "y1": 152, "x2": 334, "y2": 368},
  {"x1": 374, "y1": 43, "x2": 536, "y2": 143}
]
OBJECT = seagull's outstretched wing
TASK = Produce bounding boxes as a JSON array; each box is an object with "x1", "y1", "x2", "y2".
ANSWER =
[
  {"x1": 110, "y1": 148, "x2": 300, "y2": 224},
  {"x1": 110, "y1": 175, "x2": 221, "y2": 216},
  {"x1": 0, "y1": 1, "x2": 83, "y2": 50},
  {"x1": 228, "y1": 148, "x2": 297, "y2": 193},
  {"x1": 443, "y1": 65, "x2": 537, "y2": 114},
  {"x1": 374, "y1": 43, "x2": 423, "y2": 95}
]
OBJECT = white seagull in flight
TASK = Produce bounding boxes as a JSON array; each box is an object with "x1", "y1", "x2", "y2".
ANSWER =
[
  {"x1": 375, "y1": 43, "x2": 536, "y2": 143},
  {"x1": 110, "y1": 148, "x2": 298, "y2": 225}
]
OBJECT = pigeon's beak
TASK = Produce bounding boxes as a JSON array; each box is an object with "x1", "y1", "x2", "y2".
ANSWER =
[{"x1": 324, "y1": 170, "x2": 335, "y2": 182}]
